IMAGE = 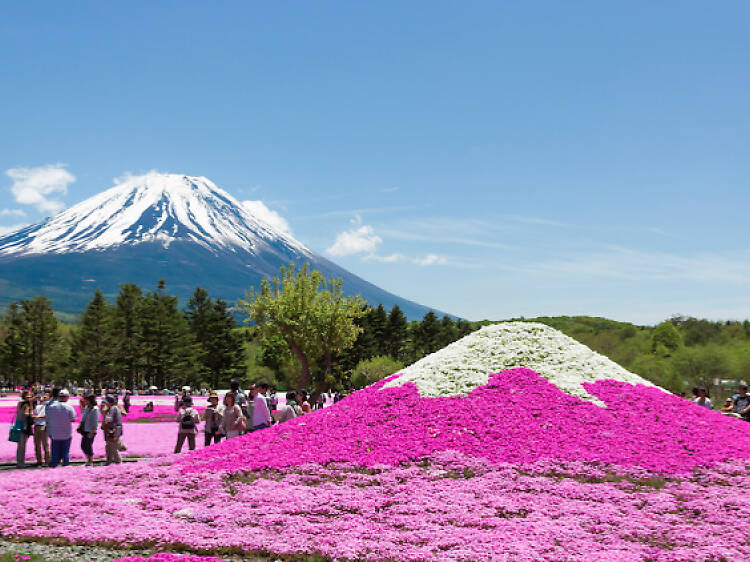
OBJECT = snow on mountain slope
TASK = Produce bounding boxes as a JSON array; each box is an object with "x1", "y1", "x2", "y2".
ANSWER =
[{"x1": 0, "y1": 173, "x2": 310, "y2": 257}]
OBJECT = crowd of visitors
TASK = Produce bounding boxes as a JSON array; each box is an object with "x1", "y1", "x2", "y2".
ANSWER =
[
  {"x1": 10, "y1": 379, "x2": 342, "y2": 468},
  {"x1": 682, "y1": 385, "x2": 750, "y2": 420}
]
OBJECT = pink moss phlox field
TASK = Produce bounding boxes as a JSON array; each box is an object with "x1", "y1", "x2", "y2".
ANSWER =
[
  {"x1": 2, "y1": 369, "x2": 750, "y2": 561},
  {"x1": 182, "y1": 369, "x2": 750, "y2": 475},
  {"x1": 1, "y1": 453, "x2": 750, "y2": 560}
]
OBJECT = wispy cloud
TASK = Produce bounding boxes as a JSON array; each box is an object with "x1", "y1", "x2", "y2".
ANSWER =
[
  {"x1": 381, "y1": 186, "x2": 400, "y2": 193},
  {"x1": 378, "y1": 217, "x2": 515, "y2": 250},
  {"x1": 515, "y1": 246, "x2": 750, "y2": 284},
  {"x1": 5, "y1": 163, "x2": 75, "y2": 214},
  {"x1": 365, "y1": 253, "x2": 406, "y2": 263},
  {"x1": 0, "y1": 209, "x2": 26, "y2": 217},
  {"x1": 412, "y1": 253, "x2": 448, "y2": 266},
  {"x1": 327, "y1": 225, "x2": 382, "y2": 257}
]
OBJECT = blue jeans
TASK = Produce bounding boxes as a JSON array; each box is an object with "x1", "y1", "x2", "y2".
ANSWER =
[
  {"x1": 50, "y1": 438, "x2": 72, "y2": 467},
  {"x1": 253, "y1": 423, "x2": 268, "y2": 431}
]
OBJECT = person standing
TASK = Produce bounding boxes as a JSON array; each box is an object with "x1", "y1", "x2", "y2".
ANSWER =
[
  {"x1": 732, "y1": 385, "x2": 750, "y2": 421},
  {"x1": 79, "y1": 394, "x2": 100, "y2": 466},
  {"x1": 694, "y1": 388, "x2": 712, "y2": 409},
  {"x1": 102, "y1": 395, "x2": 123, "y2": 465},
  {"x1": 32, "y1": 391, "x2": 50, "y2": 467},
  {"x1": 14, "y1": 391, "x2": 34, "y2": 468},
  {"x1": 46, "y1": 389, "x2": 77, "y2": 468},
  {"x1": 122, "y1": 391, "x2": 131, "y2": 415},
  {"x1": 253, "y1": 383, "x2": 272, "y2": 431},
  {"x1": 220, "y1": 393, "x2": 245, "y2": 439},
  {"x1": 202, "y1": 393, "x2": 223, "y2": 446},
  {"x1": 278, "y1": 391, "x2": 302, "y2": 423},
  {"x1": 174, "y1": 396, "x2": 200, "y2": 453}
]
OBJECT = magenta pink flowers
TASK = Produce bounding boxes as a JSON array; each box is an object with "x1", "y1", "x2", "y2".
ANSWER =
[
  {"x1": 183, "y1": 369, "x2": 750, "y2": 475},
  {"x1": 0, "y1": 369, "x2": 749, "y2": 560}
]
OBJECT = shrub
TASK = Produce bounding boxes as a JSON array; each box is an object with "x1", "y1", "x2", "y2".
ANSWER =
[{"x1": 350, "y1": 356, "x2": 403, "y2": 388}]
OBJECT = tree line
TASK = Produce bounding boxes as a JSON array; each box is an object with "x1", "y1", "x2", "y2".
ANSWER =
[
  {"x1": 0, "y1": 281, "x2": 245, "y2": 390},
  {"x1": 0, "y1": 266, "x2": 479, "y2": 392}
]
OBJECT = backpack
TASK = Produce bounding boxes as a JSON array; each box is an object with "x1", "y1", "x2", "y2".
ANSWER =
[{"x1": 180, "y1": 409, "x2": 196, "y2": 430}]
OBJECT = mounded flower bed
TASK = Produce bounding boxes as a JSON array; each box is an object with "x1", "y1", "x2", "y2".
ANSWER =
[{"x1": 1, "y1": 323, "x2": 749, "y2": 561}]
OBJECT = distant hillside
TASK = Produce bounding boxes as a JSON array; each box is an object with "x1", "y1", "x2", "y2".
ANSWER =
[{"x1": 511, "y1": 315, "x2": 750, "y2": 400}]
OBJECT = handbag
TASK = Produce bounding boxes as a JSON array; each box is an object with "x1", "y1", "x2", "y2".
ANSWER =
[
  {"x1": 9, "y1": 410, "x2": 25, "y2": 442},
  {"x1": 8, "y1": 424, "x2": 21, "y2": 443}
]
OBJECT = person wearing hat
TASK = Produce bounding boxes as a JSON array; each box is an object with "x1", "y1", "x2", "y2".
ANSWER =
[
  {"x1": 102, "y1": 395, "x2": 123, "y2": 465},
  {"x1": 202, "y1": 392, "x2": 223, "y2": 446},
  {"x1": 174, "y1": 395, "x2": 200, "y2": 453},
  {"x1": 45, "y1": 388, "x2": 77, "y2": 468}
]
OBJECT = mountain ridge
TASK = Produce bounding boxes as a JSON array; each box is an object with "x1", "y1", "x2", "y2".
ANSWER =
[{"x1": 0, "y1": 173, "x2": 447, "y2": 319}]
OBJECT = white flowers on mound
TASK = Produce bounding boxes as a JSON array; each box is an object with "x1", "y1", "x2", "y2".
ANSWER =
[{"x1": 383, "y1": 321, "x2": 658, "y2": 404}]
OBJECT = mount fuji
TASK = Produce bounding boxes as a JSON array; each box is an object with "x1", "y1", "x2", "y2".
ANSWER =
[{"x1": 0, "y1": 173, "x2": 444, "y2": 319}]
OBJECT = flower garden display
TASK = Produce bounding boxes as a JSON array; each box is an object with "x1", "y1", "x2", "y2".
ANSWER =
[{"x1": 0, "y1": 322, "x2": 748, "y2": 561}]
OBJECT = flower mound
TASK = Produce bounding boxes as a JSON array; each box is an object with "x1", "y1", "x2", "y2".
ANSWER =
[
  {"x1": 183, "y1": 369, "x2": 750, "y2": 475},
  {"x1": 0, "y1": 370, "x2": 749, "y2": 560},
  {"x1": 384, "y1": 322, "x2": 655, "y2": 401}
]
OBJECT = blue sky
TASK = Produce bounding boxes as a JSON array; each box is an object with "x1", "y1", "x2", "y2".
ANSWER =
[{"x1": 1, "y1": 1, "x2": 749, "y2": 323}]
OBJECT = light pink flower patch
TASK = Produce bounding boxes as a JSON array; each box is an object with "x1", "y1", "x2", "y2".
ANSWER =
[{"x1": 0, "y1": 369, "x2": 748, "y2": 561}]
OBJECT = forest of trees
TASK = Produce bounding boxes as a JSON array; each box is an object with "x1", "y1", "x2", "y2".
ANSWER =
[
  {"x1": 2, "y1": 267, "x2": 748, "y2": 396},
  {"x1": 0, "y1": 281, "x2": 246, "y2": 390},
  {"x1": 528, "y1": 315, "x2": 750, "y2": 398},
  {"x1": 0, "y1": 273, "x2": 478, "y2": 392}
]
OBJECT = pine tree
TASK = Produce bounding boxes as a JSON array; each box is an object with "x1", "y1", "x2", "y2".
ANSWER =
[
  {"x1": 186, "y1": 288, "x2": 246, "y2": 389},
  {"x1": 71, "y1": 289, "x2": 115, "y2": 388},
  {"x1": 416, "y1": 311, "x2": 442, "y2": 355},
  {"x1": 384, "y1": 305, "x2": 408, "y2": 361},
  {"x1": 141, "y1": 280, "x2": 201, "y2": 389},
  {"x1": 456, "y1": 319, "x2": 474, "y2": 338},
  {"x1": 0, "y1": 302, "x2": 28, "y2": 386},
  {"x1": 112, "y1": 283, "x2": 145, "y2": 389},
  {"x1": 203, "y1": 298, "x2": 245, "y2": 389},
  {"x1": 439, "y1": 315, "x2": 458, "y2": 348},
  {"x1": 369, "y1": 304, "x2": 388, "y2": 356},
  {"x1": 19, "y1": 297, "x2": 62, "y2": 383}
]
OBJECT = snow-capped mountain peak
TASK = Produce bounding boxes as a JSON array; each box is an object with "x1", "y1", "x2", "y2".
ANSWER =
[{"x1": 0, "y1": 173, "x2": 310, "y2": 257}]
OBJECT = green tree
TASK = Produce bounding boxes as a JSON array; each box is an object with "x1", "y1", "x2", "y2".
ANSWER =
[
  {"x1": 651, "y1": 321, "x2": 682, "y2": 354},
  {"x1": 140, "y1": 280, "x2": 201, "y2": 389},
  {"x1": 203, "y1": 298, "x2": 245, "y2": 388},
  {"x1": 0, "y1": 302, "x2": 28, "y2": 386},
  {"x1": 240, "y1": 263, "x2": 365, "y2": 390},
  {"x1": 350, "y1": 355, "x2": 404, "y2": 389},
  {"x1": 416, "y1": 311, "x2": 442, "y2": 355},
  {"x1": 314, "y1": 276, "x2": 366, "y2": 387},
  {"x1": 384, "y1": 304, "x2": 408, "y2": 361},
  {"x1": 438, "y1": 315, "x2": 458, "y2": 348},
  {"x1": 70, "y1": 289, "x2": 115, "y2": 388},
  {"x1": 671, "y1": 345, "x2": 730, "y2": 391},
  {"x1": 185, "y1": 288, "x2": 244, "y2": 388},
  {"x1": 19, "y1": 297, "x2": 63, "y2": 383},
  {"x1": 112, "y1": 283, "x2": 145, "y2": 389},
  {"x1": 369, "y1": 304, "x2": 388, "y2": 356}
]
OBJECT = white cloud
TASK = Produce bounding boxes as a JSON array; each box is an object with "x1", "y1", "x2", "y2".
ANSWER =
[
  {"x1": 5, "y1": 163, "x2": 75, "y2": 214},
  {"x1": 412, "y1": 253, "x2": 448, "y2": 266},
  {"x1": 0, "y1": 209, "x2": 26, "y2": 217},
  {"x1": 327, "y1": 225, "x2": 382, "y2": 257},
  {"x1": 242, "y1": 200, "x2": 292, "y2": 235},
  {"x1": 365, "y1": 253, "x2": 406, "y2": 263}
]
